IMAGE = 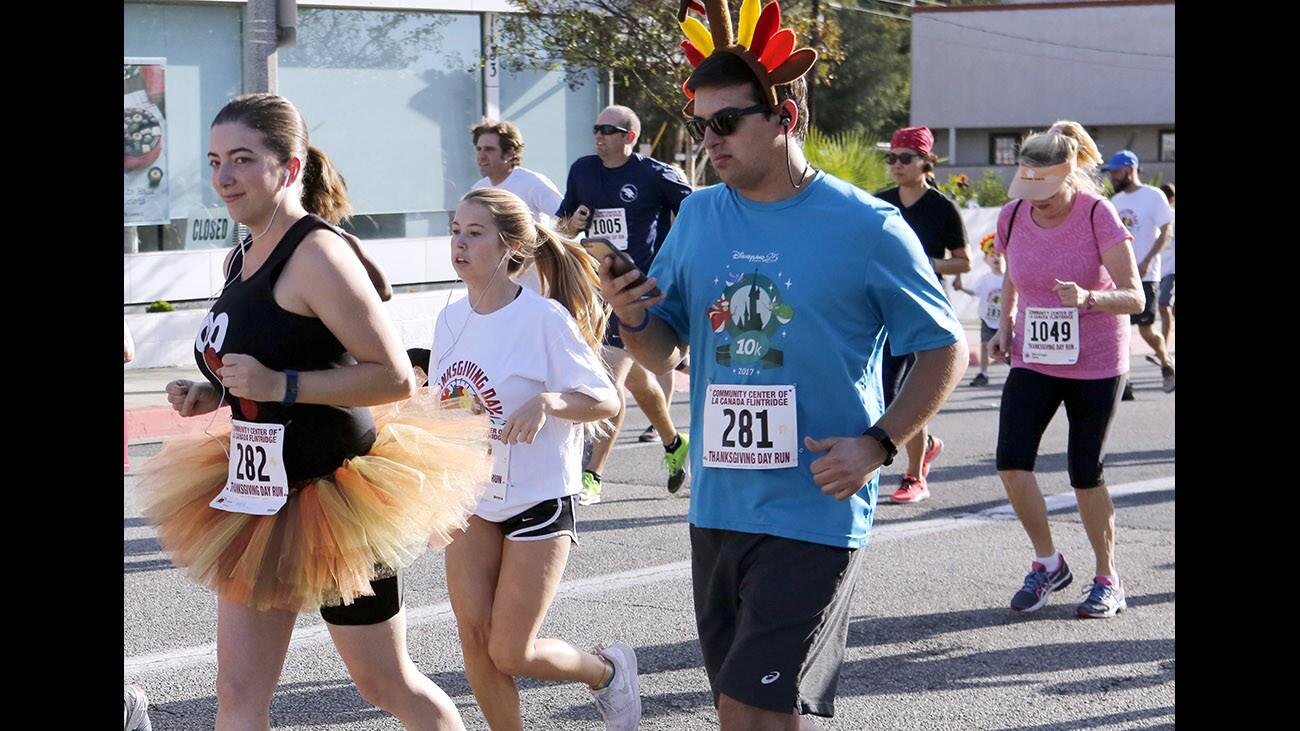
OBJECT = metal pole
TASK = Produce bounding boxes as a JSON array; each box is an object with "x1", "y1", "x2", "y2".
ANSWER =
[{"x1": 244, "y1": 0, "x2": 279, "y2": 93}]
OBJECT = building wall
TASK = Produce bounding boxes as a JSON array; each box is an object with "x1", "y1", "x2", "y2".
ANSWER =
[
  {"x1": 911, "y1": 1, "x2": 1174, "y2": 129},
  {"x1": 123, "y1": 0, "x2": 606, "y2": 306}
]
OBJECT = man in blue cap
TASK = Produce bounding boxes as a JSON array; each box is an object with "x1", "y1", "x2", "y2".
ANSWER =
[{"x1": 1103, "y1": 150, "x2": 1174, "y2": 396}]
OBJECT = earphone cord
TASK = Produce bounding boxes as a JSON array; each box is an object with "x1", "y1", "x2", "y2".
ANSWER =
[
  {"x1": 785, "y1": 125, "x2": 813, "y2": 190},
  {"x1": 434, "y1": 250, "x2": 514, "y2": 376},
  {"x1": 198, "y1": 189, "x2": 287, "y2": 459}
]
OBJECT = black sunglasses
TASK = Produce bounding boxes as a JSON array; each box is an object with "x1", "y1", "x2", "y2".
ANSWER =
[
  {"x1": 885, "y1": 152, "x2": 926, "y2": 165},
  {"x1": 593, "y1": 124, "x2": 630, "y2": 136},
  {"x1": 686, "y1": 103, "x2": 770, "y2": 143}
]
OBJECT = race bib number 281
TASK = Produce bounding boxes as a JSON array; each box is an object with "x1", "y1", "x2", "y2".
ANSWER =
[{"x1": 702, "y1": 385, "x2": 798, "y2": 470}]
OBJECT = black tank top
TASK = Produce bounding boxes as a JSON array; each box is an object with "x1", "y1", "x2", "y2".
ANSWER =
[{"x1": 194, "y1": 213, "x2": 377, "y2": 480}]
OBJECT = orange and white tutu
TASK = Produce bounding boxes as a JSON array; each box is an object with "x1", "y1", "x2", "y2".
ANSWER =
[{"x1": 136, "y1": 392, "x2": 491, "y2": 613}]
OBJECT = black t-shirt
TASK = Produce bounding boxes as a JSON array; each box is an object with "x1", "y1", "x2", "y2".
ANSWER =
[{"x1": 876, "y1": 187, "x2": 968, "y2": 267}]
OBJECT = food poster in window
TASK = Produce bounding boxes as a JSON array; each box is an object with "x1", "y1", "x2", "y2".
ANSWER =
[{"x1": 124, "y1": 58, "x2": 170, "y2": 226}]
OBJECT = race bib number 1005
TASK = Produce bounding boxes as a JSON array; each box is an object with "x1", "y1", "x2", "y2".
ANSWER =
[
  {"x1": 589, "y1": 208, "x2": 629, "y2": 250},
  {"x1": 702, "y1": 385, "x2": 798, "y2": 470}
]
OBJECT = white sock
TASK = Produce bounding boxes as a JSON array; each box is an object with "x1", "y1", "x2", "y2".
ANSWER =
[{"x1": 1035, "y1": 552, "x2": 1062, "y2": 571}]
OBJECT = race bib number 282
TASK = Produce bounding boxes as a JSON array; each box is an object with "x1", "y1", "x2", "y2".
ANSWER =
[
  {"x1": 702, "y1": 385, "x2": 798, "y2": 470},
  {"x1": 210, "y1": 420, "x2": 290, "y2": 515}
]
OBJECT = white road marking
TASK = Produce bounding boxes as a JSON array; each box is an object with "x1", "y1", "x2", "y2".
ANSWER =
[{"x1": 124, "y1": 476, "x2": 1173, "y2": 677}]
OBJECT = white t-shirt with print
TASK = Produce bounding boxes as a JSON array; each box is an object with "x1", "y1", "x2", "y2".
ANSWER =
[
  {"x1": 971, "y1": 271, "x2": 1005, "y2": 330},
  {"x1": 1111, "y1": 185, "x2": 1174, "y2": 282},
  {"x1": 432, "y1": 286, "x2": 615, "y2": 522},
  {"x1": 473, "y1": 167, "x2": 565, "y2": 295}
]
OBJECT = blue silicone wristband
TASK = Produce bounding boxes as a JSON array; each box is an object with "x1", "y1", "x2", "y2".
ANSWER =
[
  {"x1": 617, "y1": 311, "x2": 651, "y2": 333},
  {"x1": 281, "y1": 369, "x2": 299, "y2": 406}
]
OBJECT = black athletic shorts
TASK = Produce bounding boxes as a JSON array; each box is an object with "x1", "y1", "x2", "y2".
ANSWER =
[
  {"x1": 1130, "y1": 281, "x2": 1158, "y2": 326},
  {"x1": 603, "y1": 316, "x2": 625, "y2": 349},
  {"x1": 319, "y1": 574, "x2": 403, "y2": 626},
  {"x1": 690, "y1": 526, "x2": 864, "y2": 718},
  {"x1": 881, "y1": 340, "x2": 916, "y2": 408},
  {"x1": 995, "y1": 367, "x2": 1126, "y2": 489},
  {"x1": 491, "y1": 495, "x2": 579, "y2": 544}
]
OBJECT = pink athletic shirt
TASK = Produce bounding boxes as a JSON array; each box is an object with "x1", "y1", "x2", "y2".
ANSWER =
[{"x1": 994, "y1": 191, "x2": 1134, "y2": 380}]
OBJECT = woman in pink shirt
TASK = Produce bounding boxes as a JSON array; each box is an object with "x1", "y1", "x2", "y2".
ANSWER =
[{"x1": 989, "y1": 121, "x2": 1144, "y2": 619}]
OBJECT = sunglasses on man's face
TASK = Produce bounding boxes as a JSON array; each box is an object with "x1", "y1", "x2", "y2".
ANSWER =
[
  {"x1": 593, "y1": 124, "x2": 630, "y2": 136},
  {"x1": 885, "y1": 152, "x2": 925, "y2": 165},
  {"x1": 686, "y1": 103, "x2": 770, "y2": 143}
]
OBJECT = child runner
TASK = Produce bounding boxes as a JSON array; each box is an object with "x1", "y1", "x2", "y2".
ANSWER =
[{"x1": 955, "y1": 233, "x2": 1005, "y2": 387}]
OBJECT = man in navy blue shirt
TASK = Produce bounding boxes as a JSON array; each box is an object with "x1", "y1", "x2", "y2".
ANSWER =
[{"x1": 557, "y1": 105, "x2": 694, "y2": 505}]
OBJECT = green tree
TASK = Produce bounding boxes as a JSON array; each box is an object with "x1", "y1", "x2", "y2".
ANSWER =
[{"x1": 496, "y1": 1, "x2": 843, "y2": 183}]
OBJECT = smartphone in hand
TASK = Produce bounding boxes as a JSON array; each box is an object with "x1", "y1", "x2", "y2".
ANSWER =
[{"x1": 582, "y1": 237, "x2": 662, "y2": 298}]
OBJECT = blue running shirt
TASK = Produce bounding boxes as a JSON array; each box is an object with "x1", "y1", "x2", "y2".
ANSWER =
[
  {"x1": 648, "y1": 172, "x2": 963, "y2": 549},
  {"x1": 557, "y1": 154, "x2": 693, "y2": 272}
]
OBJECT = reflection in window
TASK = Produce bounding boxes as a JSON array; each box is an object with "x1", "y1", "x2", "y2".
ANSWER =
[
  {"x1": 1160, "y1": 130, "x2": 1175, "y2": 162},
  {"x1": 499, "y1": 66, "x2": 602, "y2": 193},
  {"x1": 279, "y1": 8, "x2": 484, "y2": 238},
  {"x1": 123, "y1": 2, "x2": 243, "y2": 253}
]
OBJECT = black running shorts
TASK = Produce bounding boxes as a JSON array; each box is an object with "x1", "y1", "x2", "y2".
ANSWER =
[
  {"x1": 690, "y1": 526, "x2": 863, "y2": 718},
  {"x1": 603, "y1": 315, "x2": 625, "y2": 349},
  {"x1": 492, "y1": 495, "x2": 579, "y2": 544},
  {"x1": 319, "y1": 574, "x2": 403, "y2": 626},
  {"x1": 1130, "y1": 281, "x2": 1158, "y2": 326},
  {"x1": 995, "y1": 367, "x2": 1126, "y2": 489}
]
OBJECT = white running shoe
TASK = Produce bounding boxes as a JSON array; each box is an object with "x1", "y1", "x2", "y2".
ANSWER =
[{"x1": 589, "y1": 642, "x2": 641, "y2": 731}]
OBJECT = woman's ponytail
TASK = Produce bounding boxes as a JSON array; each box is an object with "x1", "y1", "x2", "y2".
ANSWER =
[
  {"x1": 302, "y1": 145, "x2": 352, "y2": 226},
  {"x1": 531, "y1": 223, "x2": 610, "y2": 352}
]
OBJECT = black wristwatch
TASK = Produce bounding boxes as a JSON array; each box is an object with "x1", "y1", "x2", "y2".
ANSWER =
[{"x1": 862, "y1": 425, "x2": 897, "y2": 466}]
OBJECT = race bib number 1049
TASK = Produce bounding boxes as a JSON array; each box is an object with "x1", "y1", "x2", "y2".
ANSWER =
[
  {"x1": 702, "y1": 385, "x2": 798, "y2": 470},
  {"x1": 1022, "y1": 307, "x2": 1080, "y2": 365}
]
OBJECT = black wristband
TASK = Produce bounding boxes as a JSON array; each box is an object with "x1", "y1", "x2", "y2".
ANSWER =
[
  {"x1": 616, "y1": 311, "x2": 651, "y2": 333},
  {"x1": 862, "y1": 425, "x2": 897, "y2": 466},
  {"x1": 281, "y1": 369, "x2": 299, "y2": 406}
]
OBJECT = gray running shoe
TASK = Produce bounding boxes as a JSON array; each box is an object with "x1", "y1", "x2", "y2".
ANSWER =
[
  {"x1": 589, "y1": 643, "x2": 641, "y2": 731},
  {"x1": 1161, "y1": 365, "x2": 1175, "y2": 393},
  {"x1": 1010, "y1": 557, "x2": 1073, "y2": 612},
  {"x1": 1077, "y1": 577, "x2": 1127, "y2": 618},
  {"x1": 125, "y1": 684, "x2": 152, "y2": 731}
]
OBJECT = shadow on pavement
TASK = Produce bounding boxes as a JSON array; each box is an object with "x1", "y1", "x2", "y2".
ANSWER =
[
  {"x1": 992, "y1": 704, "x2": 1174, "y2": 730},
  {"x1": 847, "y1": 593, "x2": 1174, "y2": 648},
  {"x1": 125, "y1": 536, "x2": 163, "y2": 557},
  {"x1": 836, "y1": 639, "x2": 1174, "y2": 697},
  {"x1": 124, "y1": 558, "x2": 175, "y2": 574},
  {"x1": 579, "y1": 513, "x2": 689, "y2": 533}
]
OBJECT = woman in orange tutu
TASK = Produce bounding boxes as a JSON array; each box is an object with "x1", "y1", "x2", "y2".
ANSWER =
[{"x1": 136, "y1": 93, "x2": 489, "y2": 731}]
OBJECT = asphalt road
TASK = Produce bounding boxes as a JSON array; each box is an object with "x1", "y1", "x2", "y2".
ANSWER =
[{"x1": 124, "y1": 359, "x2": 1174, "y2": 730}]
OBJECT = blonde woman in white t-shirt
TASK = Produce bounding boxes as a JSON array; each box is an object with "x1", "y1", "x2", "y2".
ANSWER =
[{"x1": 433, "y1": 188, "x2": 643, "y2": 731}]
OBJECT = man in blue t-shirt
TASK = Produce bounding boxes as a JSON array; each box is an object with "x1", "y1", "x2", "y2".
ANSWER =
[
  {"x1": 557, "y1": 104, "x2": 695, "y2": 505},
  {"x1": 597, "y1": 49, "x2": 968, "y2": 728}
]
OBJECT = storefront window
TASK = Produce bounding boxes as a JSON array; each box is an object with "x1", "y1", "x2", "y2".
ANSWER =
[
  {"x1": 278, "y1": 8, "x2": 483, "y2": 239},
  {"x1": 123, "y1": 2, "x2": 243, "y2": 253}
]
